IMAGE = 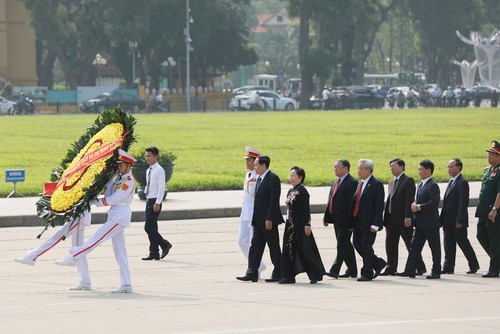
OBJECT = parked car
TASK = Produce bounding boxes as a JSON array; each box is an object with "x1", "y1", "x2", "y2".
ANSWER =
[
  {"x1": 229, "y1": 90, "x2": 297, "y2": 111},
  {"x1": 387, "y1": 86, "x2": 410, "y2": 97},
  {"x1": 0, "y1": 96, "x2": 16, "y2": 115},
  {"x1": 232, "y1": 85, "x2": 271, "y2": 96},
  {"x1": 341, "y1": 86, "x2": 385, "y2": 109},
  {"x1": 465, "y1": 85, "x2": 499, "y2": 100},
  {"x1": 80, "y1": 91, "x2": 145, "y2": 113}
]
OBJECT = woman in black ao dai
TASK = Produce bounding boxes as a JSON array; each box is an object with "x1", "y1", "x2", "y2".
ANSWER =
[{"x1": 280, "y1": 166, "x2": 325, "y2": 284}]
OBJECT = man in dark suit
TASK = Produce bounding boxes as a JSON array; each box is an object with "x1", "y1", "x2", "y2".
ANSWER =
[
  {"x1": 351, "y1": 159, "x2": 386, "y2": 282},
  {"x1": 440, "y1": 158, "x2": 479, "y2": 274},
  {"x1": 382, "y1": 158, "x2": 426, "y2": 276},
  {"x1": 237, "y1": 155, "x2": 284, "y2": 282},
  {"x1": 323, "y1": 159, "x2": 358, "y2": 278},
  {"x1": 398, "y1": 159, "x2": 441, "y2": 279}
]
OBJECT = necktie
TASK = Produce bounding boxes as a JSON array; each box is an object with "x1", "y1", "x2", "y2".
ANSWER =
[
  {"x1": 353, "y1": 181, "x2": 363, "y2": 218},
  {"x1": 388, "y1": 177, "x2": 399, "y2": 214},
  {"x1": 445, "y1": 179, "x2": 453, "y2": 198},
  {"x1": 255, "y1": 177, "x2": 261, "y2": 192},
  {"x1": 145, "y1": 167, "x2": 152, "y2": 196},
  {"x1": 328, "y1": 179, "x2": 341, "y2": 215}
]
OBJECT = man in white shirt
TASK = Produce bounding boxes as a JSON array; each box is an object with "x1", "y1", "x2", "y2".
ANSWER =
[{"x1": 142, "y1": 146, "x2": 172, "y2": 261}]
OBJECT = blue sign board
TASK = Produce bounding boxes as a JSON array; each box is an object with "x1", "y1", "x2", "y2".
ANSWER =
[{"x1": 5, "y1": 170, "x2": 25, "y2": 183}]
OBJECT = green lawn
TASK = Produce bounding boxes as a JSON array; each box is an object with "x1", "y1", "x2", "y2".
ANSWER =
[{"x1": 0, "y1": 108, "x2": 495, "y2": 197}]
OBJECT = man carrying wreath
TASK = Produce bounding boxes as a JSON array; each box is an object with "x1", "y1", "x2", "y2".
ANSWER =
[{"x1": 57, "y1": 149, "x2": 136, "y2": 293}]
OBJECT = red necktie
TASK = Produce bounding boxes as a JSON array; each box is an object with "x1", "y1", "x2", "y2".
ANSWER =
[
  {"x1": 353, "y1": 181, "x2": 363, "y2": 217},
  {"x1": 328, "y1": 179, "x2": 341, "y2": 215}
]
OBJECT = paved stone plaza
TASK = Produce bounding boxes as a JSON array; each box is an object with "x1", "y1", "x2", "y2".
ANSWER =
[{"x1": 2, "y1": 208, "x2": 499, "y2": 334}]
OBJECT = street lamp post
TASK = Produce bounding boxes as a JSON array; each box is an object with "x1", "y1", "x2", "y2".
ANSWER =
[
  {"x1": 129, "y1": 42, "x2": 140, "y2": 87},
  {"x1": 161, "y1": 57, "x2": 177, "y2": 91},
  {"x1": 185, "y1": 0, "x2": 193, "y2": 112},
  {"x1": 92, "y1": 53, "x2": 107, "y2": 86}
]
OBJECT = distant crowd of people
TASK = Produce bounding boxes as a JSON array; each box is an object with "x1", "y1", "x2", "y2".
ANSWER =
[{"x1": 236, "y1": 141, "x2": 500, "y2": 284}]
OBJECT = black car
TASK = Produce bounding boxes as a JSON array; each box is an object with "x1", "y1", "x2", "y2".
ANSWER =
[
  {"x1": 465, "y1": 85, "x2": 499, "y2": 100},
  {"x1": 80, "y1": 91, "x2": 146, "y2": 113},
  {"x1": 341, "y1": 86, "x2": 385, "y2": 109}
]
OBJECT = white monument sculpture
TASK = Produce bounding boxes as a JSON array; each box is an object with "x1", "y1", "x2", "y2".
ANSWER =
[
  {"x1": 450, "y1": 60, "x2": 478, "y2": 88},
  {"x1": 456, "y1": 29, "x2": 500, "y2": 87}
]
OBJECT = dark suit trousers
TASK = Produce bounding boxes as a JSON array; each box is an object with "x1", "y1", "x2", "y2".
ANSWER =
[
  {"x1": 477, "y1": 219, "x2": 500, "y2": 273},
  {"x1": 329, "y1": 226, "x2": 357, "y2": 275},
  {"x1": 248, "y1": 225, "x2": 281, "y2": 278},
  {"x1": 145, "y1": 199, "x2": 170, "y2": 256},
  {"x1": 443, "y1": 225, "x2": 479, "y2": 271},
  {"x1": 385, "y1": 220, "x2": 426, "y2": 273},
  {"x1": 405, "y1": 226, "x2": 441, "y2": 275},
  {"x1": 353, "y1": 228, "x2": 384, "y2": 278}
]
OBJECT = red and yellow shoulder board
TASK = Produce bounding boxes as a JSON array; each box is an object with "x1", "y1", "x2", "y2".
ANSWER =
[{"x1": 122, "y1": 183, "x2": 130, "y2": 191}]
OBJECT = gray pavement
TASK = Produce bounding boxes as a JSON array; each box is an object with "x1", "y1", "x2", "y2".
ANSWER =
[
  {"x1": 2, "y1": 208, "x2": 499, "y2": 334},
  {"x1": 0, "y1": 182, "x2": 482, "y2": 228}
]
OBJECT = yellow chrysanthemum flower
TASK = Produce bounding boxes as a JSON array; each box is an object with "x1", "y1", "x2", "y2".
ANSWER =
[{"x1": 51, "y1": 123, "x2": 124, "y2": 212}]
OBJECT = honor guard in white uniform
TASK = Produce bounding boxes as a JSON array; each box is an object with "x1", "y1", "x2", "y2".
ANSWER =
[
  {"x1": 14, "y1": 210, "x2": 93, "y2": 291},
  {"x1": 57, "y1": 149, "x2": 136, "y2": 293},
  {"x1": 238, "y1": 146, "x2": 266, "y2": 274}
]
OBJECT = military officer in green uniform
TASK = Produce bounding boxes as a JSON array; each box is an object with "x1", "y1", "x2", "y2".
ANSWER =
[{"x1": 476, "y1": 140, "x2": 500, "y2": 278}]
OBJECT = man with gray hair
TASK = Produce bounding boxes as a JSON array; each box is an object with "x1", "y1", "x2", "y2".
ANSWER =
[{"x1": 351, "y1": 159, "x2": 387, "y2": 281}]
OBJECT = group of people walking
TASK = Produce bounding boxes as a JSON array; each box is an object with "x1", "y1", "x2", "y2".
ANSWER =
[{"x1": 236, "y1": 140, "x2": 500, "y2": 283}]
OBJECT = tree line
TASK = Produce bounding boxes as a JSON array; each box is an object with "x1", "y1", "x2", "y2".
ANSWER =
[{"x1": 22, "y1": 0, "x2": 500, "y2": 108}]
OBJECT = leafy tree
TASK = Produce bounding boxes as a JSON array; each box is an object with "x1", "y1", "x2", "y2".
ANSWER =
[
  {"x1": 408, "y1": 0, "x2": 483, "y2": 85},
  {"x1": 22, "y1": 0, "x2": 257, "y2": 90}
]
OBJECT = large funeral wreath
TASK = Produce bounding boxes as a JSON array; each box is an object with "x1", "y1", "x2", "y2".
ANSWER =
[{"x1": 36, "y1": 107, "x2": 136, "y2": 228}]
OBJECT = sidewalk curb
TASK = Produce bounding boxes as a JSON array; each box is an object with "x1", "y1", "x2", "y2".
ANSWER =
[{"x1": 0, "y1": 199, "x2": 479, "y2": 229}]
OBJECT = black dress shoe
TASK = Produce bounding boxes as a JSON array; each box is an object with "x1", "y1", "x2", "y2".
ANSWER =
[
  {"x1": 441, "y1": 269, "x2": 454, "y2": 274},
  {"x1": 309, "y1": 279, "x2": 318, "y2": 284},
  {"x1": 142, "y1": 255, "x2": 160, "y2": 260},
  {"x1": 236, "y1": 275, "x2": 258, "y2": 282},
  {"x1": 160, "y1": 244, "x2": 172, "y2": 259},
  {"x1": 373, "y1": 259, "x2": 387, "y2": 278},
  {"x1": 426, "y1": 273, "x2": 441, "y2": 279},
  {"x1": 357, "y1": 276, "x2": 372, "y2": 282},
  {"x1": 325, "y1": 272, "x2": 339, "y2": 279},
  {"x1": 278, "y1": 278, "x2": 296, "y2": 284},
  {"x1": 482, "y1": 271, "x2": 499, "y2": 278},
  {"x1": 264, "y1": 277, "x2": 280, "y2": 282},
  {"x1": 396, "y1": 272, "x2": 415, "y2": 278},
  {"x1": 415, "y1": 269, "x2": 427, "y2": 276},
  {"x1": 467, "y1": 268, "x2": 479, "y2": 274},
  {"x1": 338, "y1": 273, "x2": 357, "y2": 278},
  {"x1": 379, "y1": 270, "x2": 396, "y2": 276}
]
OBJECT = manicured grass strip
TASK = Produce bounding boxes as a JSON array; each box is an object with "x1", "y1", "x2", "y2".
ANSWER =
[{"x1": 0, "y1": 108, "x2": 495, "y2": 196}]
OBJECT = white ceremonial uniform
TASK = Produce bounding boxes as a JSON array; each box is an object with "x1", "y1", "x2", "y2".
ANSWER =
[
  {"x1": 25, "y1": 211, "x2": 91, "y2": 284},
  {"x1": 69, "y1": 172, "x2": 134, "y2": 287},
  {"x1": 238, "y1": 169, "x2": 266, "y2": 272}
]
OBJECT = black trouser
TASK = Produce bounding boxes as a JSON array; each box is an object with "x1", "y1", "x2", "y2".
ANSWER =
[
  {"x1": 443, "y1": 224, "x2": 479, "y2": 271},
  {"x1": 405, "y1": 226, "x2": 441, "y2": 275},
  {"x1": 329, "y1": 226, "x2": 357, "y2": 276},
  {"x1": 247, "y1": 224, "x2": 281, "y2": 279},
  {"x1": 385, "y1": 220, "x2": 426, "y2": 273},
  {"x1": 477, "y1": 219, "x2": 500, "y2": 273},
  {"x1": 353, "y1": 228, "x2": 385, "y2": 279},
  {"x1": 145, "y1": 198, "x2": 170, "y2": 256}
]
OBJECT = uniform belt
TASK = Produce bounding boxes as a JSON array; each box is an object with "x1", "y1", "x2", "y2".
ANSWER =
[
  {"x1": 112, "y1": 202, "x2": 131, "y2": 207},
  {"x1": 146, "y1": 198, "x2": 157, "y2": 201}
]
